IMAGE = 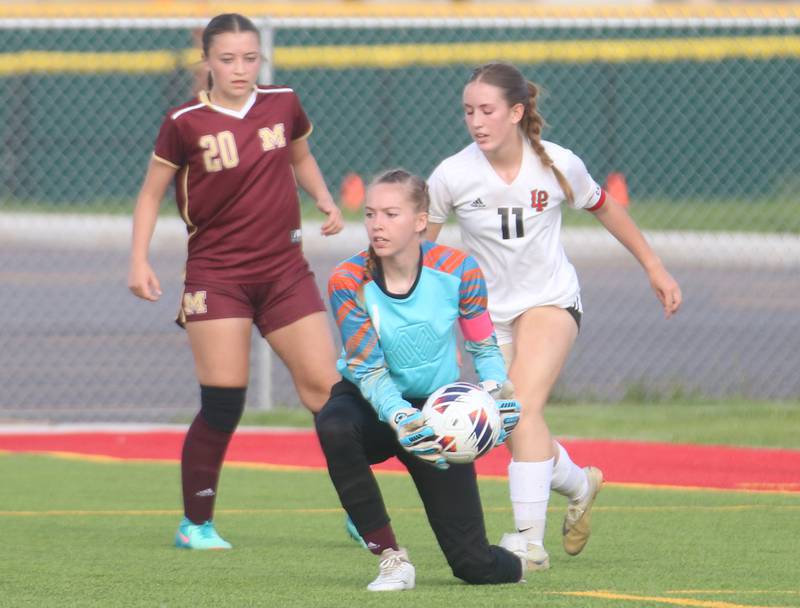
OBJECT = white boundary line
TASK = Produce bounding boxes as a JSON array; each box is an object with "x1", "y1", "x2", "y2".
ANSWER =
[{"x1": 1, "y1": 212, "x2": 798, "y2": 269}]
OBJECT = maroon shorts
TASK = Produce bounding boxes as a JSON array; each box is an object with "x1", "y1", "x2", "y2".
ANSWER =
[{"x1": 177, "y1": 269, "x2": 326, "y2": 336}]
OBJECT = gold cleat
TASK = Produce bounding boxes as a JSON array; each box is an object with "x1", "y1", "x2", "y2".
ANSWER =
[{"x1": 562, "y1": 466, "x2": 604, "y2": 556}]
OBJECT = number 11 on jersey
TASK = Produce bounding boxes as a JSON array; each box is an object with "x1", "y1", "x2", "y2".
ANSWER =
[{"x1": 498, "y1": 207, "x2": 524, "y2": 240}]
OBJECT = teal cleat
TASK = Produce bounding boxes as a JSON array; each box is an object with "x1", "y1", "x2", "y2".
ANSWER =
[
  {"x1": 345, "y1": 515, "x2": 368, "y2": 549},
  {"x1": 174, "y1": 517, "x2": 232, "y2": 550}
]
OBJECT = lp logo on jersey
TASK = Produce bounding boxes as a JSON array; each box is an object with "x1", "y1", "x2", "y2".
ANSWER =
[{"x1": 530, "y1": 189, "x2": 549, "y2": 213}]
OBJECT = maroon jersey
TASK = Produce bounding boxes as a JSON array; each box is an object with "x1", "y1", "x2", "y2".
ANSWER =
[{"x1": 153, "y1": 86, "x2": 312, "y2": 283}]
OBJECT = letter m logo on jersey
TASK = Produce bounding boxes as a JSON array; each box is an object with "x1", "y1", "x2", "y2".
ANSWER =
[
  {"x1": 182, "y1": 291, "x2": 208, "y2": 315},
  {"x1": 259, "y1": 123, "x2": 286, "y2": 151},
  {"x1": 530, "y1": 189, "x2": 549, "y2": 212},
  {"x1": 387, "y1": 323, "x2": 439, "y2": 369}
]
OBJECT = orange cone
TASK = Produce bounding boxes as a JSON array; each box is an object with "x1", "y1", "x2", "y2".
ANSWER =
[
  {"x1": 605, "y1": 172, "x2": 630, "y2": 207},
  {"x1": 340, "y1": 172, "x2": 365, "y2": 212}
]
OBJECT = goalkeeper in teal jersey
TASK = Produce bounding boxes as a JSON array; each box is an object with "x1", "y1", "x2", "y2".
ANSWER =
[{"x1": 315, "y1": 169, "x2": 522, "y2": 591}]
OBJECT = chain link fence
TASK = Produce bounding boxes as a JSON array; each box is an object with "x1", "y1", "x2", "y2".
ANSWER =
[{"x1": 1, "y1": 8, "x2": 799, "y2": 422}]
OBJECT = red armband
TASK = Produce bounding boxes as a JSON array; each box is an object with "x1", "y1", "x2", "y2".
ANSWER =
[
  {"x1": 459, "y1": 311, "x2": 494, "y2": 342},
  {"x1": 586, "y1": 188, "x2": 607, "y2": 212}
]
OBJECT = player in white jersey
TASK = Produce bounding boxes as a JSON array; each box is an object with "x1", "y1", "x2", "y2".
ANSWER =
[
  {"x1": 428, "y1": 134, "x2": 601, "y2": 341},
  {"x1": 426, "y1": 62, "x2": 682, "y2": 571}
]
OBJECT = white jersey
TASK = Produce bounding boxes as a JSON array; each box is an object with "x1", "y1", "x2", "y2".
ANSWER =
[{"x1": 427, "y1": 139, "x2": 604, "y2": 331}]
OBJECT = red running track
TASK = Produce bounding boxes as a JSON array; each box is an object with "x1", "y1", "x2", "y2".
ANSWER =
[{"x1": 1, "y1": 429, "x2": 799, "y2": 493}]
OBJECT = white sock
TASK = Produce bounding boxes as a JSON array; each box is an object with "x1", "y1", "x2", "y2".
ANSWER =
[
  {"x1": 550, "y1": 442, "x2": 588, "y2": 502},
  {"x1": 508, "y1": 458, "x2": 553, "y2": 547}
]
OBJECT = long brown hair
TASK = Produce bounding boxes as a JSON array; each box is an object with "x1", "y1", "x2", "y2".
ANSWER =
[
  {"x1": 468, "y1": 62, "x2": 574, "y2": 203},
  {"x1": 201, "y1": 13, "x2": 260, "y2": 90}
]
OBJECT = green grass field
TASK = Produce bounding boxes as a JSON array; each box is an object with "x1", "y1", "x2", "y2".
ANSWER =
[
  {"x1": 4, "y1": 402, "x2": 800, "y2": 607},
  {"x1": 2, "y1": 451, "x2": 799, "y2": 608}
]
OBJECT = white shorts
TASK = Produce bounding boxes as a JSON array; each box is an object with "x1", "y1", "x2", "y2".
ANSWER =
[
  {"x1": 492, "y1": 319, "x2": 516, "y2": 347},
  {"x1": 492, "y1": 302, "x2": 584, "y2": 363}
]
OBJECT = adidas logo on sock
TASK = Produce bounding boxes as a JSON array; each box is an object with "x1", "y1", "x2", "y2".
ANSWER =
[
  {"x1": 195, "y1": 488, "x2": 216, "y2": 497},
  {"x1": 469, "y1": 198, "x2": 486, "y2": 208}
]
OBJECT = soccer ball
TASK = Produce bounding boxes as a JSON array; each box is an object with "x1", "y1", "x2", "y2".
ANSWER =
[{"x1": 421, "y1": 382, "x2": 501, "y2": 464}]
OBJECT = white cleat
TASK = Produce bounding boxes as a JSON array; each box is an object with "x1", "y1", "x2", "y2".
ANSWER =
[
  {"x1": 499, "y1": 532, "x2": 550, "y2": 571},
  {"x1": 367, "y1": 547, "x2": 416, "y2": 591},
  {"x1": 563, "y1": 466, "x2": 604, "y2": 556}
]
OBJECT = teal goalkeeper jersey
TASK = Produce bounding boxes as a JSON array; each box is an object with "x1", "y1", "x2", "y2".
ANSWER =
[{"x1": 328, "y1": 240, "x2": 507, "y2": 423}]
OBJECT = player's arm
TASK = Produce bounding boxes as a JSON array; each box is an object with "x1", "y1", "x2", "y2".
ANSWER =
[
  {"x1": 328, "y1": 268, "x2": 446, "y2": 466},
  {"x1": 564, "y1": 150, "x2": 682, "y2": 319},
  {"x1": 457, "y1": 257, "x2": 520, "y2": 444},
  {"x1": 290, "y1": 138, "x2": 342, "y2": 236},
  {"x1": 328, "y1": 268, "x2": 412, "y2": 421},
  {"x1": 456, "y1": 256, "x2": 507, "y2": 384},
  {"x1": 128, "y1": 158, "x2": 176, "y2": 301},
  {"x1": 590, "y1": 194, "x2": 682, "y2": 319}
]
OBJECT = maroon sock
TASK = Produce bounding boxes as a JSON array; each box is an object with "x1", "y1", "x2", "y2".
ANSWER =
[
  {"x1": 181, "y1": 414, "x2": 233, "y2": 524},
  {"x1": 362, "y1": 524, "x2": 399, "y2": 555}
]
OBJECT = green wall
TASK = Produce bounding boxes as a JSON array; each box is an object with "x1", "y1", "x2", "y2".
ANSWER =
[{"x1": 1, "y1": 24, "x2": 797, "y2": 206}]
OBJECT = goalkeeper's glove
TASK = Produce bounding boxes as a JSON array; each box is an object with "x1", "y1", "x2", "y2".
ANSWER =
[
  {"x1": 388, "y1": 406, "x2": 449, "y2": 470},
  {"x1": 480, "y1": 379, "x2": 521, "y2": 446}
]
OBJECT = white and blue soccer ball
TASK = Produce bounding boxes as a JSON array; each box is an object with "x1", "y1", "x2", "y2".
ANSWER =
[{"x1": 421, "y1": 382, "x2": 501, "y2": 464}]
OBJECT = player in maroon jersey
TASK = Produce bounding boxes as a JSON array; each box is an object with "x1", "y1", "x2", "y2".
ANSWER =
[{"x1": 128, "y1": 13, "x2": 342, "y2": 550}]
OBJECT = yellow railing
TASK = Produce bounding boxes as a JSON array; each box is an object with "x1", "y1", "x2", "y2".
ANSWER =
[{"x1": 1, "y1": 2, "x2": 799, "y2": 20}]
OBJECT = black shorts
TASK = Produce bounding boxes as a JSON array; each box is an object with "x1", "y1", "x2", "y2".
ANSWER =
[{"x1": 565, "y1": 305, "x2": 582, "y2": 331}]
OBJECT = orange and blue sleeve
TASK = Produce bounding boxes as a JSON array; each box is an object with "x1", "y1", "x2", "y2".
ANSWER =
[
  {"x1": 328, "y1": 261, "x2": 411, "y2": 422},
  {"x1": 457, "y1": 256, "x2": 507, "y2": 384}
]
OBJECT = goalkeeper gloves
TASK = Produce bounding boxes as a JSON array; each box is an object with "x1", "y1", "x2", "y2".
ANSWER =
[
  {"x1": 480, "y1": 379, "x2": 521, "y2": 446},
  {"x1": 388, "y1": 406, "x2": 449, "y2": 470}
]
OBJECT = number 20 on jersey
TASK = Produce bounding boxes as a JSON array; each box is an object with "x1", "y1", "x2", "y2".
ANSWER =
[{"x1": 198, "y1": 124, "x2": 286, "y2": 173}]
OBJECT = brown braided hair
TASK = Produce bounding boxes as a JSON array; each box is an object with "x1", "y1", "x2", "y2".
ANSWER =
[{"x1": 468, "y1": 62, "x2": 574, "y2": 203}]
